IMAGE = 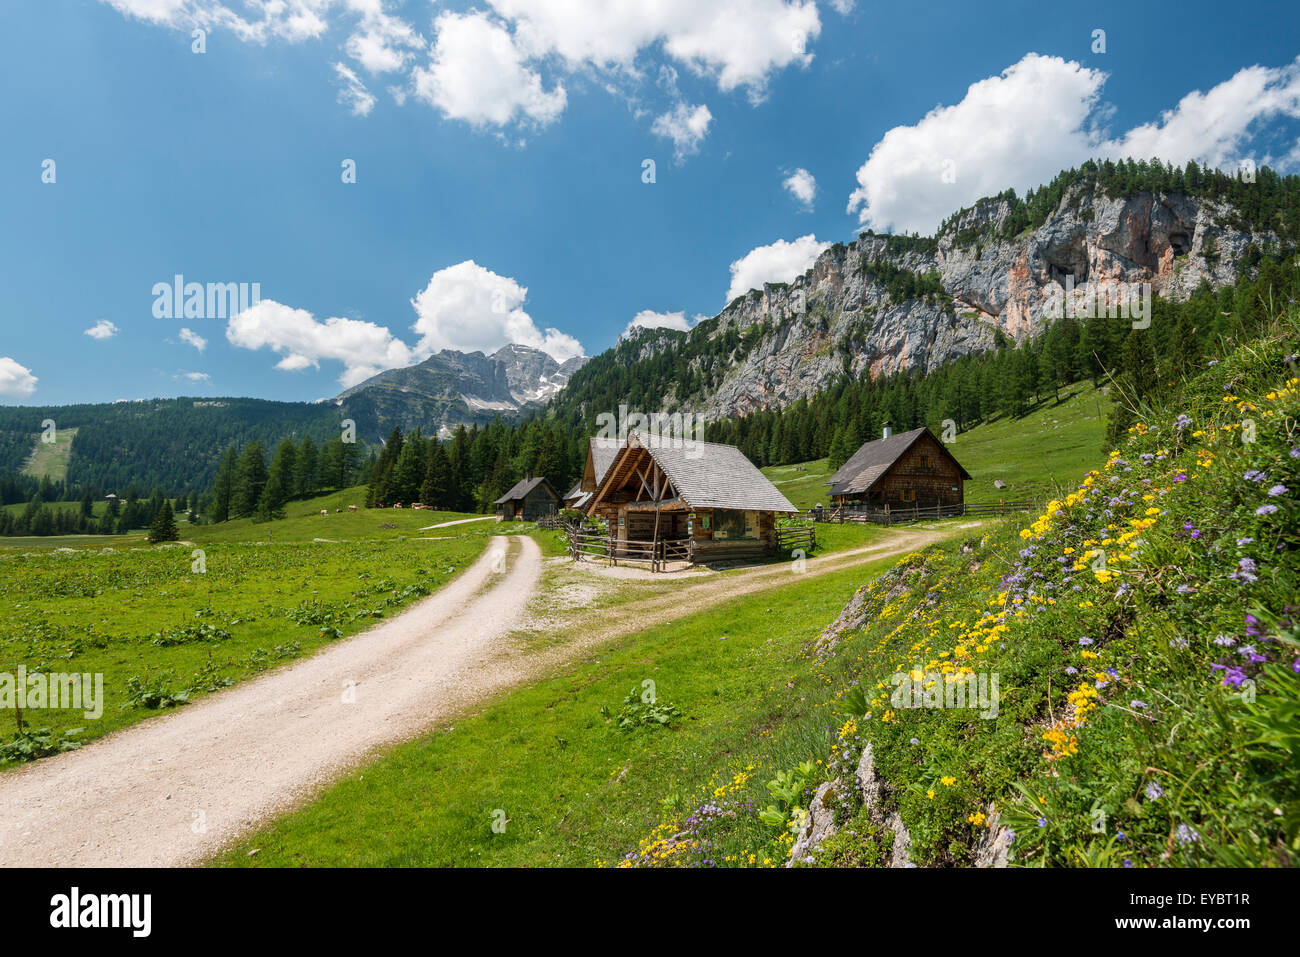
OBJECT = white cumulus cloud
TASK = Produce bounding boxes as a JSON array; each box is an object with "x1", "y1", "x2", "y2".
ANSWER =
[
  {"x1": 99, "y1": 0, "x2": 822, "y2": 140},
  {"x1": 490, "y1": 0, "x2": 820, "y2": 98},
  {"x1": 1104, "y1": 58, "x2": 1300, "y2": 169},
  {"x1": 652, "y1": 102, "x2": 713, "y2": 162},
  {"x1": 226, "y1": 299, "x2": 415, "y2": 389},
  {"x1": 783, "y1": 167, "x2": 816, "y2": 209},
  {"x1": 410, "y1": 261, "x2": 584, "y2": 363},
  {"x1": 333, "y1": 62, "x2": 377, "y2": 116},
  {"x1": 179, "y1": 327, "x2": 207, "y2": 352},
  {"x1": 412, "y1": 11, "x2": 567, "y2": 129},
  {"x1": 725, "y1": 234, "x2": 829, "y2": 303},
  {"x1": 623, "y1": 309, "x2": 692, "y2": 338},
  {"x1": 846, "y1": 54, "x2": 1105, "y2": 235},
  {"x1": 344, "y1": 0, "x2": 425, "y2": 74},
  {"x1": 84, "y1": 319, "x2": 119, "y2": 340},
  {"x1": 847, "y1": 53, "x2": 1300, "y2": 235},
  {"x1": 0, "y1": 358, "x2": 38, "y2": 398}
]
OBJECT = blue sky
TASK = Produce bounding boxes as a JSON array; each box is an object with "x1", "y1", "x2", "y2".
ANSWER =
[{"x1": 1, "y1": 0, "x2": 1298, "y2": 405}]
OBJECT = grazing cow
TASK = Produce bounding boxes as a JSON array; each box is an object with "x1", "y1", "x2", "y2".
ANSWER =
[
  {"x1": 320, "y1": 509, "x2": 328, "y2": 516},
  {"x1": 348, "y1": 505, "x2": 358, "y2": 512}
]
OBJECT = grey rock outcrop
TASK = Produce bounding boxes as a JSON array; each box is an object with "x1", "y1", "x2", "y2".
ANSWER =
[
  {"x1": 650, "y1": 187, "x2": 1273, "y2": 420},
  {"x1": 787, "y1": 780, "x2": 842, "y2": 867}
]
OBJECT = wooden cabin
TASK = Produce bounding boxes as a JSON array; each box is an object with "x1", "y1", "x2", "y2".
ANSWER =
[
  {"x1": 576, "y1": 437, "x2": 621, "y2": 513},
  {"x1": 827, "y1": 427, "x2": 970, "y2": 509},
  {"x1": 494, "y1": 476, "x2": 560, "y2": 520},
  {"x1": 587, "y1": 432, "x2": 798, "y2": 563}
]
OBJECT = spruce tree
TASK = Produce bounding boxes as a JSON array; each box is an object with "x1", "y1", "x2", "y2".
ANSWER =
[
  {"x1": 256, "y1": 470, "x2": 288, "y2": 522},
  {"x1": 296, "y1": 435, "x2": 319, "y2": 497},
  {"x1": 148, "y1": 501, "x2": 179, "y2": 542},
  {"x1": 211, "y1": 445, "x2": 238, "y2": 522},
  {"x1": 232, "y1": 442, "x2": 269, "y2": 518},
  {"x1": 420, "y1": 441, "x2": 451, "y2": 508}
]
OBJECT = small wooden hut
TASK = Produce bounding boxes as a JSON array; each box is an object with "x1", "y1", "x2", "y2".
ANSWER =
[
  {"x1": 494, "y1": 476, "x2": 560, "y2": 520},
  {"x1": 826, "y1": 427, "x2": 970, "y2": 509}
]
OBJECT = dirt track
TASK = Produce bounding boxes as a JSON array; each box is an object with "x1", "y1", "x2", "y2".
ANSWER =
[
  {"x1": 0, "y1": 524, "x2": 965, "y2": 867},
  {"x1": 0, "y1": 535, "x2": 540, "y2": 867}
]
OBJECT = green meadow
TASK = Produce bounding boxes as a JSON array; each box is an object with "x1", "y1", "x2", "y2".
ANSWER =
[
  {"x1": 762, "y1": 383, "x2": 1110, "y2": 509},
  {"x1": 0, "y1": 488, "x2": 495, "y2": 758}
]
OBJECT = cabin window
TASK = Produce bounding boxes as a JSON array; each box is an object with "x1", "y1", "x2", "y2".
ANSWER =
[
  {"x1": 919, "y1": 454, "x2": 933, "y2": 471},
  {"x1": 714, "y1": 509, "x2": 758, "y2": 540}
]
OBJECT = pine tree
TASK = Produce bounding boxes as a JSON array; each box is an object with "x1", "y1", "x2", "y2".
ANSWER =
[
  {"x1": 827, "y1": 426, "x2": 854, "y2": 473},
  {"x1": 256, "y1": 469, "x2": 288, "y2": 522},
  {"x1": 390, "y1": 431, "x2": 427, "y2": 504},
  {"x1": 367, "y1": 428, "x2": 404, "y2": 507},
  {"x1": 419, "y1": 440, "x2": 451, "y2": 508},
  {"x1": 211, "y1": 446, "x2": 238, "y2": 522},
  {"x1": 268, "y1": 439, "x2": 298, "y2": 505},
  {"x1": 148, "y1": 501, "x2": 179, "y2": 542},
  {"x1": 232, "y1": 442, "x2": 269, "y2": 518},
  {"x1": 296, "y1": 435, "x2": 319, "y2": 498}
]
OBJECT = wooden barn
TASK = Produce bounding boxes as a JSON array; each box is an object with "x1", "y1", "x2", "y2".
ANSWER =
[
  {"x1": 827, "y1": 427, "x2": 970, "y2": 509},
  {"x1": 587, "y1": 432, "x2": 798, "y2": 563},
  {"x1": 494, "y1": 476, "x2": 560, "y2": 521}
]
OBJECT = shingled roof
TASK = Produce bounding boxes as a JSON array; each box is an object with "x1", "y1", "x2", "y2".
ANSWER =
[
  {"x1": 493, "y1": 476, "x2": 558, "y2": 505},
  {"x1": 827, "y1": 427, "x2": 971, "y2": 496},
  {"x1": 595, "y1": 433, "x2": 797, "y2": 513},
  {"x1": 564, "y1": 482, "x2": 592, "y2": 510},
  {"x1": 582, "y1": 437, "x2": 623, "y2": 492}
]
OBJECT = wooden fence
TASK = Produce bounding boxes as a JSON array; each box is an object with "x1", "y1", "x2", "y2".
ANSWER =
[
  {"x1": 805, "y1": 500, "x2": 1041, "y2": 526},
  {"x1": 774, "y1": 525, "x2": 816, "y2": 551},
  {"x1": 563, "y1": 524, "x2": 694, "y2": 572}
]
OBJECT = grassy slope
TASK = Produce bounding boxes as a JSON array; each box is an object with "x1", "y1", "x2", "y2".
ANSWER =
[
  {"x1": 21, "y1": 427, "x2": 77, "y2": 481},
  {"x1": 214, "y1": 556, "x2": 901, "y2": 867},
  {"x1": 762, "y1": 383, "x2": 1110, "y2": 509},
  {"x1": 0, "y1": 488, "x2": 495, "y2": 758},
  {"x1": 623, "y1": 316, "x2": 1299, "y2": 868}
]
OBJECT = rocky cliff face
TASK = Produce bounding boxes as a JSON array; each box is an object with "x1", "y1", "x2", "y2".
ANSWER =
[
  {"x1": 678, "y1": 187, "x2": 1270, "y2": 418},
  {"x1": 492, "y1": 343, "x2": 586, "y2": 405}
]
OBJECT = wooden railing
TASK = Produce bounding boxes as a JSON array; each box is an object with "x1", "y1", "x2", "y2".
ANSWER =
[
  {"x1": 563, "y1": 525, "x2": 694, "y2": 572},
  {"x1": 803, "y1": 500, "x2": 1041, "y2": 526},
  {"x1": 775, "y1": 525, "x2": 816, "y2": 551}
]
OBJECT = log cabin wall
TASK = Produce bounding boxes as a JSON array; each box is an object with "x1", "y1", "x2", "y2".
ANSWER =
[
  {"x1": 688, "y1": 507, "x2": 778, "y2": 560},
  {"x1": 519, "y1": 485, "x2": 559, "y2": 520},
  {"x1": 841, "y1": 432, "x2": 965, "y2": 508}
]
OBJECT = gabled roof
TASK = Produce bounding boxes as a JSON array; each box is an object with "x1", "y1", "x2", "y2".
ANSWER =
[
  {"x1": 593, "y1": 432, "x2": 797, "y2": 513},
  {"x1": 581, "y1": 437, "x2": 622, "y2": 492},
  {"x1": 827, "y1": 427, "x2": 972, "y2": 496},
  {"x1": 494, "y1": 476, "x2": 559, "y2": 505},
  {"x1": 564, "y1": 482, "x2": 592, "y2": 510}
]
